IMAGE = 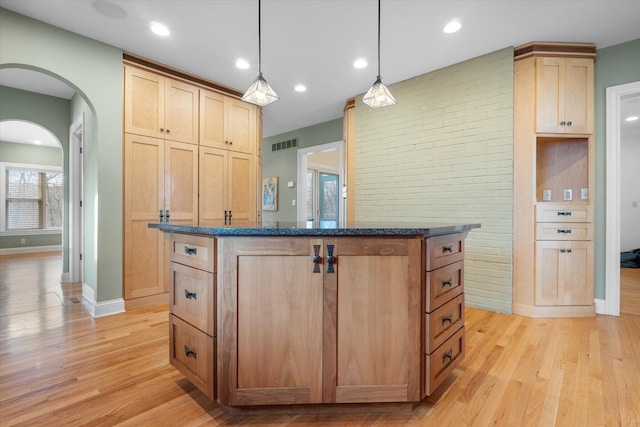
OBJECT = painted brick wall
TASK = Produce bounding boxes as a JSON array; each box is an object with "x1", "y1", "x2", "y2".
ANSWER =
[{"x1": 354, "y1": 47, "x2": 514, "y2": 313}]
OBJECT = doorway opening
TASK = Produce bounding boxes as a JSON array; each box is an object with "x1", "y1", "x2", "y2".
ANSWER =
[{"x1": 296, "y1": 141, "x2": 345, "y2": 227}]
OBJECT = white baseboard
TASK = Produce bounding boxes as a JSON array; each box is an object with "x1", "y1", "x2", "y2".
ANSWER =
[
  {"x1": 60, "y1": 272, "x2": 71, "y2": 283},
  {"x1": 0, "y1": 245, "x2": 62, "y2": 255},
  {"x1": 82, "y1": 283, "x2": 125, "y2": 318},
  {"x1": 594, "y1": 298, "x2": 606, "y2": 315}
]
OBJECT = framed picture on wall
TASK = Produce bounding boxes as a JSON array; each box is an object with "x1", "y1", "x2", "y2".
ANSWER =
[{"x1": 262, "y1": 176, "x2": 278, "y2": 211}]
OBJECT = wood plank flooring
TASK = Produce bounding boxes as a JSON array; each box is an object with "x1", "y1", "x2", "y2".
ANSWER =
[
  {"x1": 1, "y1": 252, "x2": 639, "y2": 426},
  {"x1": 621, "y1": 267, "x2": 640, "y2": 316}
]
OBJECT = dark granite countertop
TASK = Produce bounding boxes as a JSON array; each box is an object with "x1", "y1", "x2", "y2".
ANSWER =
[{"x1": 148, "y1": 221, "x2": 480, "y2": 237}]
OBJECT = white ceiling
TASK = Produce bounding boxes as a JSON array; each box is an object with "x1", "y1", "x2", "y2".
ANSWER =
[
  {"x1": 0, "y1": 120, "x2": 61, "y2": 148},
  {"x1": 0, "y1": 0, "x2": 639, "y2": 139}
]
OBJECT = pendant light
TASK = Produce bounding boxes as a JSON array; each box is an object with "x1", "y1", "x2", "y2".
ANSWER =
[
  {"x1": 242, "y1": 0, "x2": 279, "y2": 106},
  {"x1": 362, "y1": 0, "x2": 396, "y2": 108}
]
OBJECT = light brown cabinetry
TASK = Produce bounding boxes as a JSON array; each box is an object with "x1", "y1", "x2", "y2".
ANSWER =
[
  {"x1": 123, "y1": 134, "x2": 198, "y2": 299},
  {"x1": 218, "y1": 236, "x2": 423, "y2": 406},
  {"x1": 200, "y1": 89, "x2": 256, "y2": 154},
  {"x1": 513, "y1": 43, "x2": 595, "y2": 318},
  {"x1": 124, "y1": 65, "x2": 199, "y2": 144},
  {"x1": 535, "y1": 57, "x2": 594, "y2": 134},
  {"x1": 168, "y1": 233, "x2": 216, "y2": 400}
]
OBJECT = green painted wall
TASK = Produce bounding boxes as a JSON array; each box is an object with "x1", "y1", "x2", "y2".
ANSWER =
[
  {"x1": 594, "y1": 38, "x2": 640, "y2": 299},
  {"x1": 0, "y1": 86, "x2": 69, "y2": 261},
  {"x1": 262, "y1": 118, "x2": 343, "y2": 222},
  {"x1": 1, "y1": 8, "x2": 123, "y2": 302}
]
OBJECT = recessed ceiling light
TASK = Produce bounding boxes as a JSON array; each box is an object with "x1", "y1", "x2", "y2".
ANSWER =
[
  {"x1": 443, "y1": 20, "x2": 461, "y2": 34},
  {"x1": 626, "y1": 115, "x2": 639, "y2": 122},
  {"x1": 235, "y1": 59, "x2": 250, "y2": 69},
  {"x1": 353, "y1": 58, "x2": 368, "y2": 69},
  {"x1": 150, "y1": 22, "x2": 170, "y2": 37},
  {"x1": 294, "y1": 84, "x2": 307, "y2": 92}
]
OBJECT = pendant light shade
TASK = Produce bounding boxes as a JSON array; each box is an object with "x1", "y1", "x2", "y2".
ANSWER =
[
  {"x1": 242, "y1": 0, "x2": 279, "y2": 106},
  {"x1": 362, "y1": 0, "x2": 396, "y2": 108}
]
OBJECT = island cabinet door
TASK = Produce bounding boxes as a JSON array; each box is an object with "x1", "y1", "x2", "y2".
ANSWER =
[
  {"x1": 326, "y1": 237, "x2": 423, "y2": 404},
  {"x1": 218, "y1": 237, "x2": 324, "y2": 406}
]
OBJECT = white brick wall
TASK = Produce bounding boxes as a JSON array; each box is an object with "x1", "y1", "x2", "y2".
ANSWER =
[{"x1": 354, "y1": 47, "x2": 514, "y2": 313}]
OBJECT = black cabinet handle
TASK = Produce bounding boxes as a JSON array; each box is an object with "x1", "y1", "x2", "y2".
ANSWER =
[
  {"x1": 184, "y1": 345, "x2": 197, "y2": 359},
  {"x1": 557, "y1": 229, "x2": 572, "y2": 234},
  {"x1": 159, "y1": 210, "x2": 164, "y2": 223},
  {"x1": 326, "y1": 245, "x2": 335, "y2": 274},
  {"x1": 560, "y1": 121, "x2": 566, "y2": 126},
  {"x1": 442, "y1": 245, "x2": 453, "y2": 253},
  {"x1": 184, "y1": 289, "x2": 197, "y2": 299},
  {"x1": 165, "y1": 209, "x2": 170, "y2": 223},
  {"x1": 312, "y1": 245, "x2": 321, "y2": 273},
  {"x1": 557, "y1": 211, "x2": 572, "y2": 216},
  {"x1": 166, "y1": 128, "x2": 170, "y2": 133},
  {"x1": 567, "y1": 121, "x2": 572, "y2": 126},
  {"x1": 442, "y1": 349, "x2": 453, "y2": 364},
  {"x1": 224, "y1": 210, "x2": 228, "y2": 225},
  {"x1": 184, "y1": 246, "x2": 197, "y2": 256},
  {"x1": 442, "y1": 314, "x2": 453, "y2": 325},
  {"x1": 442, "y1": 278, "x2": 453, "y2": 288}
]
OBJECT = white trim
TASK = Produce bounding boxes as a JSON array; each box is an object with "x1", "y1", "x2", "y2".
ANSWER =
[
  {"x1": 296, "y1": 141, "x2": 345, "y2": 226},
  {"x1": 0, "y1": 244, "x2": 61, "y2": 255},
  {"x1": 605, "y1": 81, "x2": 640, "y2": 317},
  {"x1": 0, "y1": 229, "x2": 62, "y2": 236},
  {"x1": 82, "y1": 283, "x2": 125, "y2": 317},
  {"x1": 594, "y1": 298, "x2": 606, "y2": 315},
  {"x1": 69, "y1": 113, "x2": 85, "y2": 284}
]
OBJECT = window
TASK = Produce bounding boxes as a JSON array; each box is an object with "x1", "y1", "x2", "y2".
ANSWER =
[{"x1": 1, "y1": 163, "x2": 63, "y2": 232}]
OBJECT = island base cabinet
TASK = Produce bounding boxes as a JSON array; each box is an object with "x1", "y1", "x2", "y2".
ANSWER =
[
  {"x1": 169, "y1": 315, "x2": 216, "y2": 400},
  {"x1": 425, "y1": 327, "x2": 465, "y2": 396},
  {"x1": 218, "y1": 237, "x2": 422, "y2": 406}
]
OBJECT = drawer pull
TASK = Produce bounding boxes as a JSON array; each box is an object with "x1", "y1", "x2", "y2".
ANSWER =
[
  {"x1": 442, "y1": 349, "x2": 453, "y2": 364},
  {"x1": 442, "y1": 245, "x2": 453, "y2": 253},
  {"x1": 184, "y1": 246, "x2": 197, "y2": 256},
  {"x1": 557, "y1": 229, "x2": 572, "y2": 234},
  {"x1": 184, "y1": 345, "x2": 197, "y2": 359},
  {"x1": 560, "y1": 248, "x2": 573, "y2": 254},
  {"x1": 184, "y1": 290, "x2": 197, "y2": 300},
  {"x1": 312, "y1": 244, "x2": 321, "y2": 273},
  {"x1": 442, "y1": 314, "x2": 453, "y2": 325},
  {"x1": 442, "y1": 279, "x2": 453, "y2": 288},
  {"x1": 557, "y1": 211, "x2": 572, "y2": 216},
  {"x1": 326, "y1": 245, "x2": 335, "y2": 274}
]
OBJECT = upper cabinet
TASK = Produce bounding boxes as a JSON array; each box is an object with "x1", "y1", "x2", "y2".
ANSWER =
[
  {"x1": 535, "y1": 57, "x2": 594, "y2": 134},
  {"x1": 124, "y1": 65, "x2": 199, "y2": 144},
  {"x1": 200, "y1": 89, "x2": 256, "y2": 154}
]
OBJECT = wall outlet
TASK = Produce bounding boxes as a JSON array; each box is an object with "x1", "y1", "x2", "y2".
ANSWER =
[
  {"x1": 292, "y1": 199, "x2": 296, "y2": 207},
  {"x1": 20, "y1": 238, "x2": 26, "y2": 245},
  {"x1": 563, "y1": 189, "x2": 573, "y2": 201},
  {"x1": 543, "y1": 189, "x2": 552, "y2": 201},
  {"x1": 581, "y1": 188, "x2": 589, "y2": 200}
]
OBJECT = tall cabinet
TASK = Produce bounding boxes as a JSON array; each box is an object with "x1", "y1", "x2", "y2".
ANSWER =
[
  {"x1": 123, "y1": 60, "x2": 261, "y2": 307},
  {"x1": 513, "y1": 43, "x2": 596, "y2": 318}
]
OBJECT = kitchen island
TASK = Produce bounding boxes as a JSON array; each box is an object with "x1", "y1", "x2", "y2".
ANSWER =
[{"x1": 149, "y1": 221, "x2": 480, "y2": 411}]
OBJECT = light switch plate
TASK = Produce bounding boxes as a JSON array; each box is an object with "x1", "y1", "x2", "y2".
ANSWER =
[
  {"x1": 564, "y1": 189, "x2": 573, "y2": 201},
  {"x1": 581, "y1": 188, "x2": 589, "y2": 200},
  {"x1": 543, "y1": 189, "x2": 552, "y2": 201}
]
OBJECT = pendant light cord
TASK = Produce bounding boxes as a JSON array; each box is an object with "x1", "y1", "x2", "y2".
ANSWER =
[
  {"x1": 377, "y1": 0, "x2": 381, "y2": 79},
  {"x1": 258, "y1": 0, "x2": 262, "y2": 75}
]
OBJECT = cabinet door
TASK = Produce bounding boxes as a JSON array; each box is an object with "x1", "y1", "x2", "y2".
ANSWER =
[
  {"x1": 164, "y1": 78, "x2": 199, "y2": 144},
  {"x1": 219, "y1": 238, "x2": 324, "y2": 405},
  {"x1": 227, "y1": 152, "x2": 255, "y2": 223},
  {"x1": 124, "y1": 66, "x2": 164, "y2": 138},
  {"x1": 535, "y1": 57, "x2": 565, "y2": 133},
  {"x1": 564, "y1": 58, "x2": 594, "y2": 134},
  {"x1": 165, "y1": 141, "x2": 198, "y2": 226},
  {"x1": 226, "y1": 98, "x2": 256, "y2": 154},
  {"x1": 535, "y1": 240, "x2": 593, "y2": 306},
  {"x1": 123, "y1": 134, "x2": 165, "y2": 298},
  {"x1": 199, "y1": 89, "x2": 226, "y2": 149},
  {"x1": 199, "y1": 146, "x2": 227, "y2": 225},
  {"x1": 328, "y1": 238, "x2": 422, "y2": 403}
]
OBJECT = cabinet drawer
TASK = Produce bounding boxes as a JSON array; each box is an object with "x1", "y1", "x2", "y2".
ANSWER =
[
  {"x1": 170, "y1": 262, "x2": 215, "y2": 336},
  {"x1": 426, "y1": 261, "x2": 464, "y2": 312},
  {"x1": 170, "y1": 233, "x2": 215, "y2": 272},
  {"x1": 169, "y1": 315, "x2": 216, "y2": 400},
  {"x1": 425, "y1": 327, "x2": 465, "y2": 396},
  {"x1": 536, "y1": 204, "x2": 592, "y2": 223},
  {"x1": 425, "y1": 294, "x2": 464, "y2": 354},
  {"x1": 536, "y1": 222, "x2": 593, "y2": 241},
  {"x1": 426, "y1": 233, "x2": 464, "y2": 271}
]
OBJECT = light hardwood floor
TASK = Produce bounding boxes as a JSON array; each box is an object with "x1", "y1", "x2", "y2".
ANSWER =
[{"x1": 1, "y1": 252, "x2": 639, "y2": 426}]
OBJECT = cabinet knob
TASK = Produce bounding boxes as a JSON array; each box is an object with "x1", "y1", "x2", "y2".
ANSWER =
[
  {"x1": 442, "y1": 278, "x2": 453, "y2": 288},
  {"x1": 560, "y1": 121, "x2": 566, "y2": 126},
  {"x1": 184, "y1": 289, "x2": 197, "y2": 299},
  {"x1": 229, "y1": 140, "x2": 233, "y2": 145},
  {"x1": 166, "y1": 128, "x2": 170, "y2": 133},
  {"x1": 442, "y1": 349, "x2": 453, "y2": 364},
  {"x1": 160, "y1": 128, "x2": 164, "y2": 132},
  {"x1": 567, "y1": 121, "x2": 572, "y2": 126},
  {"x1": 442, "y1": 314, "x2": 453, "y2": 325}
]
